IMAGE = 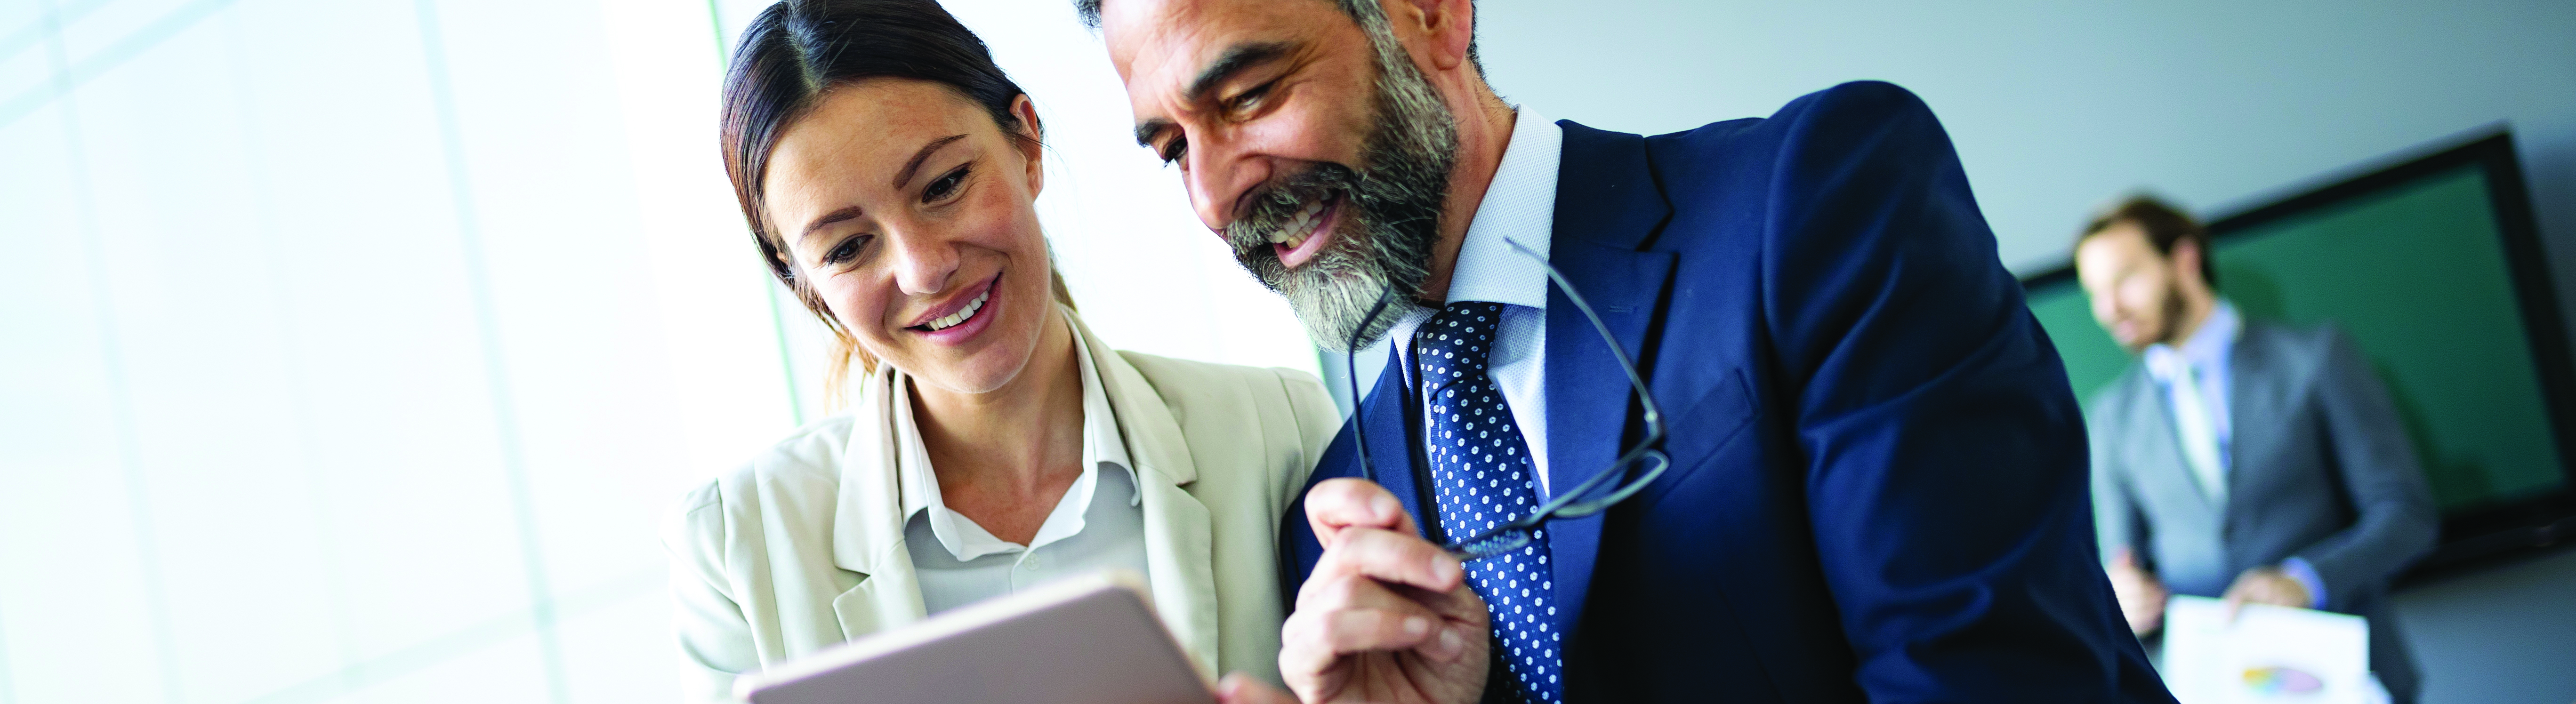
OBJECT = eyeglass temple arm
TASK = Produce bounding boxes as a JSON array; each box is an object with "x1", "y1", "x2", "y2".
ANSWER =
[{"x1": 1344, "y1": 288, "x2": 1398, "y2": 485}]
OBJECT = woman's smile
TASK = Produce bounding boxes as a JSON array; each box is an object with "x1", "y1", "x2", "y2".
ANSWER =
[{"x1": 907, "y1": 272, "x2": 1004, "y2": 346}]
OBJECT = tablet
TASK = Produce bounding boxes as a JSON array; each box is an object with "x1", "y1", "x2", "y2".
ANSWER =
[{"x1": 734, "y1": 570, "x2": 1214, "y2": 704}]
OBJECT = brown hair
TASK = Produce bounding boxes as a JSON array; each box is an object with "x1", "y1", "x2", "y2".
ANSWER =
[
  {"x1": 2079, "y1": 193, "x2": 2217, "y2": 290},
  {"x1": 720, "y1": 0, "x2": 1076, "y2": 408}
]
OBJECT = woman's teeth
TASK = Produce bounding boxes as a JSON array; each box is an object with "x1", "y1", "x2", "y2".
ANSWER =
[
  {"x1": 926, "y1": 289, "x2": 988, "y2": 331},
  {"x1": 1268, "y1": 198, "x2": 1328, "y2": 249}
]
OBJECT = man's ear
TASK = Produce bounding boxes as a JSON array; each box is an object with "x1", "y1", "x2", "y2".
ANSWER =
[
  {"x1": 1384, "y1": 0, "x2": 1475, "y2": 72},
  {"x1": 1010, "y1": 94, "x2": 1045, "y2": 196},
  {"x1": 2170, "y1": 238, "x2": 2207, "y2": 291}
]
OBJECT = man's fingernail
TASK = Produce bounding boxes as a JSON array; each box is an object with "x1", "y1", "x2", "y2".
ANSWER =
[
  {"x1": 1372, "y1": 495, "x2": 1400, "y2": 522},
  {"x1": 1402, "y1": 616, "x2": 1429, "y2": 636},
  {"x1": 1433, "y1": 625, "x2": 1468, "y2": 660},
  {"x1": 1432, "y1": 555, "x2": 1460, "y2": 584}
]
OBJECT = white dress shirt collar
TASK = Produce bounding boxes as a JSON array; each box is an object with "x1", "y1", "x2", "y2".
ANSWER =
[
  {"x1": 893, "y1": 315, "x2": 1137, "y2": 562},
  {"x1": 1443, "y1": 106, "x2": 1562, "y2": 310},
  {"x1": 1389, "y1": 106, "x2": 1562, "y2": 354},
  {"x1": 2143, "y1": 300, "x2": 2241, "y2": 384}
]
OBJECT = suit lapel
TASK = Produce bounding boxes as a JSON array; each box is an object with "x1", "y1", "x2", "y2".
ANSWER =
[
  {"x1": 1360, "y1": 344, "x2": 1434, "y2": 537},
  {"x1": 1079, "y1": 314, "x2": 1223, "y2": 675},
  {"x1": 2223, "y1": 321, "x2": 2280, "y2": 526},
  {"x1": 1542, "y1": 121, "x2": 1675, "y2": 651},
  {"x1": 2124, "y1": 370, "x2": 2222, "y2": 525},
  {"x1": 831, "y1": 364, "x2": 929, "y2": 639}
]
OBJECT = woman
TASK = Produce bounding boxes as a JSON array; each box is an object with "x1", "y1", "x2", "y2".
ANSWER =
[{"x1": 664, "y1": 0, "x2": 1338, "y2": 699}]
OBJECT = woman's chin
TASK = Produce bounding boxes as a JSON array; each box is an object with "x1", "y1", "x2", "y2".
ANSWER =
[{"x1": 894, "y1": 328, "x2": 1041, "y2": 396}]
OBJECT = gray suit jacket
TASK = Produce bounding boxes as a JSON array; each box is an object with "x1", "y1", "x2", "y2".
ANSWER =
[{"x1": 2089, "y1": 319, "x2": 2439, "y2": 701}]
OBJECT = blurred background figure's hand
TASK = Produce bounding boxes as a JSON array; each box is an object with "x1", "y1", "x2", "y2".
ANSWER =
[
  {"x1": 2223, "y1": 566, "x2": 2314, "y2": 613},
  {"x1": 2108, "y1": 549, "x2": 2170, "y2": 635}
]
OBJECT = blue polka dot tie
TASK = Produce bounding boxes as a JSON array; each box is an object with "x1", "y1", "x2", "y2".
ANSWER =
[{"x1": 1416, "y1": 301, "x2": 1561, "y2": 704}]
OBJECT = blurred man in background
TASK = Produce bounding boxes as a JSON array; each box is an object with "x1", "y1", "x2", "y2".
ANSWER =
[{"x1": 2075, "y1": 195, "x2": 2440, "y2": 703}]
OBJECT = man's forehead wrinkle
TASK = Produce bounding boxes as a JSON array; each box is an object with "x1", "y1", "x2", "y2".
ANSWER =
[{"x1": 1121, "y1": 27, "x2": 1213, "y2": 142}]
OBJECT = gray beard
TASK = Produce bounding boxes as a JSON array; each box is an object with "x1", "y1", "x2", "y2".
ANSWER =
[{"x1": 1220, "y1": 7, "x2": 1459, "y2": 352}]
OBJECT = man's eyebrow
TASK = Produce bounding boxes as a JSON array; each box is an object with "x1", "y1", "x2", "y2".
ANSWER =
[
  {"x1": 1135, "y1": 41, "x2": 1295, "y2": 150},
  {"x1": 1187, "y1": 41, "x2": 1294, "y2": 104},
  {"x1": 892, "y1": 134, "x2": 970, "y2": 189},
  {"x1": 1135, "y1": 118, "x2": 1173, "y2": 148}
]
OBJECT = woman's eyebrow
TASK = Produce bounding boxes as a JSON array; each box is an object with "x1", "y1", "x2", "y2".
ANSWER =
[
  {"x1": 893, "y1": 134, "x2": 970, "y2": 189},
  {"x1": 798, "y1": 206, "x2": 866, "y2": 242}
]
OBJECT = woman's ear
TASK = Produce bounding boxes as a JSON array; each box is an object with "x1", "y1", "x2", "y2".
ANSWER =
[{"x1": 1010, "y1": 94, "x2": 1045, "y2": 196}]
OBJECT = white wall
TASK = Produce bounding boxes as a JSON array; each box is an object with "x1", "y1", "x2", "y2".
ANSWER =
[
  {"x1": 0, "y1": 0, "x2": 1310, "y2": 703},
  {"x1": 0, "y1": 1, "x2": 784, "y2": 701}
]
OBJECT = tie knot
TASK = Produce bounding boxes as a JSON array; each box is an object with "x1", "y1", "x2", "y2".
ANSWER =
[
  {"x1": 2144, "y1": 345, "x2": 2198, "y2": 384},
  {"x1": 1415, "y1": 301, "x2": 1504, "y2": 389}
]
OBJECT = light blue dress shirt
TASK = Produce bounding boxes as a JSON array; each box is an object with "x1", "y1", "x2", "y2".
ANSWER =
[{"x1": 1388, "y1": 107, "x2": 1562, "y2": 495}]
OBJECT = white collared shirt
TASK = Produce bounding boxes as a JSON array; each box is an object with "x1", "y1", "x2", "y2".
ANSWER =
[
  {"x1": 1386, "y1": 106, "x2": 1562, "y2": 494},
  {"x1": 893, "y1": 321, "x2": 1150, "y2": 615}
]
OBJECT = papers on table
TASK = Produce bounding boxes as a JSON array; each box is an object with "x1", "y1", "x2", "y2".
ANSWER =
[{"x1": 2161, "y1": 594, "x2": 2371, "y2": 704}]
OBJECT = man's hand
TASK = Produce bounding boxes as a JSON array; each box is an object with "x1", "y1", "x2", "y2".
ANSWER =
[
  {"x1": 1261, "y1": 478, "x2": 1490, "y2": 704},
  {"x1": 2106, "y1": 549, "x2": 2168, "y2": 636},
  {"x1": 2222, "y1": 566, "x2": 2312, "y2": 616}
]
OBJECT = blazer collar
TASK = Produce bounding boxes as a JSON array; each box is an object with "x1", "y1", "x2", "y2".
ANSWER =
[
  {"x1": 2118, "y1": 367, "x2": 2226, "y2": 520},
  {"x1": 823, "y1": 307, "x2": 1220, "y2": 672},
  {"x1": 2222, "y1": 319, "x2": 2285, "y2": 507},
  {"x1": 1539, "y1": 120, "x2": 1675, "y2": 657}
]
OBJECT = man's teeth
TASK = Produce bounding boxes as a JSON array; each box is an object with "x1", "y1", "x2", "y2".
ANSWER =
[
  {"x1": 1267, "y1": 198, "x2": 1328, "y2": 249},
  {"x1": 926, "y1": 290, "x2": 989, "y2": 331}
]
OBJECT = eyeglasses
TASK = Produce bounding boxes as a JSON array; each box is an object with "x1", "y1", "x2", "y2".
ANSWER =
[{"x1": 1343, "y1": 239, "x2": 1670, "y2": 561}]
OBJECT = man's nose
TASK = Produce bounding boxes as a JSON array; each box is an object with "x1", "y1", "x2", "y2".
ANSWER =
[
  {"x1": 889, "y1": 227, "x2": 958, "y2": 296},
  {"x1": 1183, "y1": 132, "x2": 1271, "y2": 236}
]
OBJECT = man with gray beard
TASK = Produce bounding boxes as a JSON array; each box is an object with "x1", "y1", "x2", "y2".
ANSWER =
[{"x1": 1080, "y1": 0, "x2": 2173, "y2": 703}]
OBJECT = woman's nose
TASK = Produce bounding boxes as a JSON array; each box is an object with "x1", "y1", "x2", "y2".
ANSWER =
[{"x1": 889, "y1": 228, "x2": 959, "y2": 296}]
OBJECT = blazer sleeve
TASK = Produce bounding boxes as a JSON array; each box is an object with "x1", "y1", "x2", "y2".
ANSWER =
[
  {"x1": 665, "y1": 483, "x2": 758, "y2": 703},
  {"x1": 1759, "y1": 81, "x2": 2154, "y2": 702},
  {"x1": 2291, "y1": 327, "x2": 2439, "y2": 609}
]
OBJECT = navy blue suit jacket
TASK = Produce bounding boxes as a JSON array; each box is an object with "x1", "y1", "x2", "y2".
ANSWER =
[{"x1": 1283, "y1": 82, "x2": 2174, "y2": 703}]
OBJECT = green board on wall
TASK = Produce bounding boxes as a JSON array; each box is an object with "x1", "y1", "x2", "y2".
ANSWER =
[{"x1": 2025, "y1": 152, "x2": 2570, "y2": 516}]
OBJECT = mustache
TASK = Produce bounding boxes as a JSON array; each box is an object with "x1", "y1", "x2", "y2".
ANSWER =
[
  {"x1": 1221, "y1": 160, "x2": 1440, "y2": 263},
  {"x1": 1224, "y1": 162, "x2": 1352, "y2": 256}
]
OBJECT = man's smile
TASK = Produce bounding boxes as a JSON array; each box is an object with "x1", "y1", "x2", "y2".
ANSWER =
[{"x1": 1270, "y1": 192, "x2": 1345, "y2": 269}]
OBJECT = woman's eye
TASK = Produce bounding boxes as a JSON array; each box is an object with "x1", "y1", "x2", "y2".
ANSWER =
[
  {"x1": 823, "y1": 235, "x2": 868, "y2": 265},
  {"x1": 923, "y1": 165, "x2": 970, "y2": 203}
]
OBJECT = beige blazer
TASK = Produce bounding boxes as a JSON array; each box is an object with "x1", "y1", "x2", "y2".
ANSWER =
[{"x1": 663, "y1": 312, "x2": 1339, "y2": 701}]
